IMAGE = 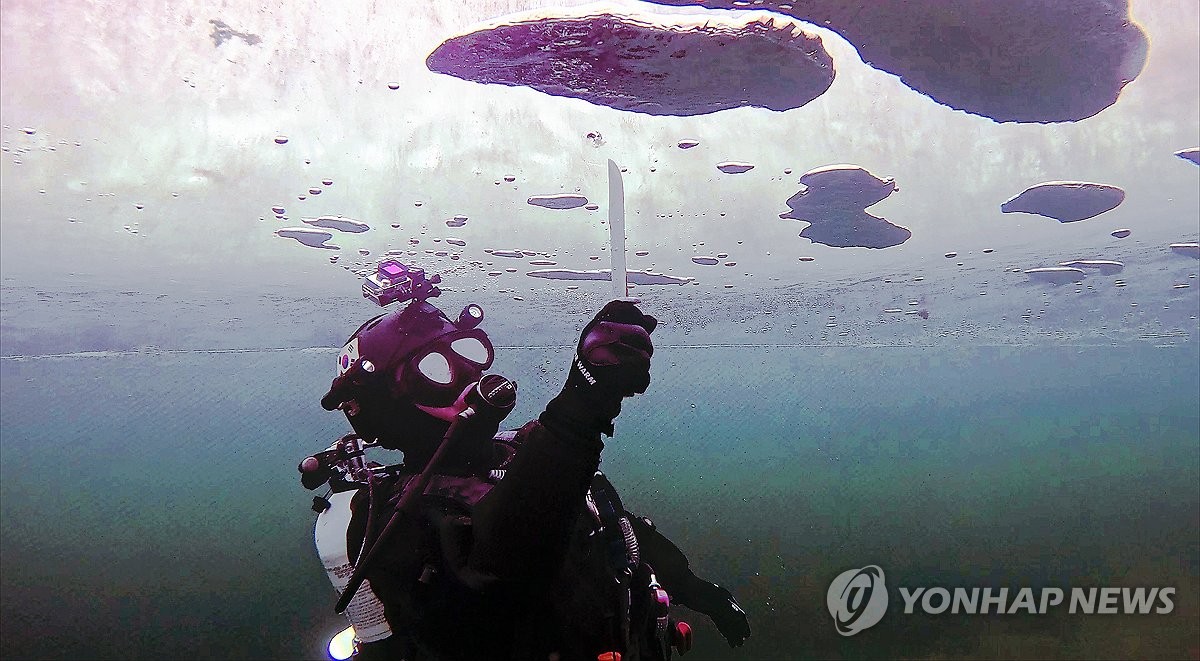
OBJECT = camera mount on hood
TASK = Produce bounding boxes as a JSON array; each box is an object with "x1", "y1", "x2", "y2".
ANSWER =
[{"x1": 362, "y1": 259, "x2": 441, "y2": 307}]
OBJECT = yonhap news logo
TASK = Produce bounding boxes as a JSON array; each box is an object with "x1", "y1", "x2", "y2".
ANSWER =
[
  {"x1": 827, "y1": 565, "x2": 889, "y2": 636},
  {"x1": 827, "y1": 565, "x2": 1177, "y2": 635}
]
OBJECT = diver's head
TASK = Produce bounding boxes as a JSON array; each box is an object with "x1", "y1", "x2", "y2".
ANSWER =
[{"x1": 321, "y1": 300, "x2": 492, "y2": 458}]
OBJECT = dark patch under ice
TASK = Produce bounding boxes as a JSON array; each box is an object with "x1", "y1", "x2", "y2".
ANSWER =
[
  {"x1": 209, "y1": 19, "x2": 262, "y2": 48},
  {"x1": 426, "y1": 9, "x2": 834, "y2": 116},
  {"x1": 301, "y1": 216, "x2": 370, "y2": 233},
  {"x1": 1175, "y1": 148, "x2": 1200, "y2": 166},
  {"x1": 1170, "y1": 243, "x2": 1200, "y2": 258},
  {"x1": 527, "y1": 268, "x2": 693, "y2": 285},
  {"x1": 1059, "y1": 259, "x2": 1124, "y2": 275},
  {"x1": 275, "y1": 228, "x2": 338, "y2": 250},
  {"x1": 1024, "y1": 266, "x2": 1085, "y2": 284},
  {"x1": 640, "y1": 0, "x2": 1147, "y2": 123},
  {"x1": 528, "y1": 194, "x2": 589, "y2": 209},
  {"x1": 717, "y1": 161, "x2": 754, "y2": 174},
  {"x1": 1001, "y1": 181, "x2": 1125, "y2": 223},
  {"x1": 778, "y1": 164, "x2": 910, "y2": 249},
  {"x1": 1111, "y1": 228, "x2": 1132, "y2": 239},
  {"x1": 794, "y1": 165, "x2": 898, "y2": 208}
]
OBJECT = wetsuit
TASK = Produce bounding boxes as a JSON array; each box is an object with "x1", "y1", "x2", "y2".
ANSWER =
[{"x1": 346, "y1": 413, "x2": 746, "y2": 661}]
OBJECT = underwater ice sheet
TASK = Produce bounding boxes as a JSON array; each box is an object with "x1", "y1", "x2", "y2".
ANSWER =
[{"x1": 0, "y1": 1, "x2": 1197, "y2": 660}]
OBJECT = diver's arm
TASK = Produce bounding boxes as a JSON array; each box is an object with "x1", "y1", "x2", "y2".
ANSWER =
[
  {"x1": 465, "y1": 301, "x2": 657, "y2": 586},
  {"x1": 628, "y1": 515, "x2": 751, "y2": 648},
  {"x1": 465, "y1": 416, "x2": 603, "y2": 585}
]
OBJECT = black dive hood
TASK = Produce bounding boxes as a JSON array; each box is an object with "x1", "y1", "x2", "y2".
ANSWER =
[{"x1": 321, "y1": 300, "x2": 488, "y2": 454}]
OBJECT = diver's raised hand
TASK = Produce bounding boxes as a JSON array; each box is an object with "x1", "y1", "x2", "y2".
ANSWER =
[
  {"x1": 540, "y1": 300, "x2": 657, "y2": 438},
  {"x1": 569, "y1": 299, "x2": 657, "y2": 401}
]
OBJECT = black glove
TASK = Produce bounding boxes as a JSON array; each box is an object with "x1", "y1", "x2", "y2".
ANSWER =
[
  {"x1": 570, "y1": 299, "x2": 657, "y2": 399},
  {"x1": 541, "y1": 300, "x2": 657, "y2": 437},
  {"x1": 708, "y1": 589, "x2": 751, "y2": 648}
]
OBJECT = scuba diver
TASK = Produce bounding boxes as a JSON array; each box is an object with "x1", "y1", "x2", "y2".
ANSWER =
[{"x1": 301, "y1": 260, "x2": 750, "y2": 660}]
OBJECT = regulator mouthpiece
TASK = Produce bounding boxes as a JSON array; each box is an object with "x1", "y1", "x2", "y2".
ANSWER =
[
  {"x1": 474, "y1": 373, "x2": 517, "y2": 410},
  {"x1": 461, "y1": 374, "x2": 516, "y2": 425}
]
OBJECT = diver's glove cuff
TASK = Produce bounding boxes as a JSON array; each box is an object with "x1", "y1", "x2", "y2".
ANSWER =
[{"x1": 540, "y1": 382, "x2": 621, "y2": 438}]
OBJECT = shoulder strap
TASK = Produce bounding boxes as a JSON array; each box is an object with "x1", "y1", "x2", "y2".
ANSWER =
[{"x1": 409, "y1": 429, "x2": 521, "y2": 510}]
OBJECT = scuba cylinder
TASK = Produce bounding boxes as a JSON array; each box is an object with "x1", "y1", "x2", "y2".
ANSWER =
[
  {"x1": 302, "y1": 434, "x2": 395, "y2": 654},
  {"x1": 314, "y1": 489, "x2": 392, "y2": 645}
]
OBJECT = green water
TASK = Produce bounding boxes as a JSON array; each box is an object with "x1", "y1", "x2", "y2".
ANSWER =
[{"x1": 1, "y1": 344, "x2": 1197, "y2": 660}]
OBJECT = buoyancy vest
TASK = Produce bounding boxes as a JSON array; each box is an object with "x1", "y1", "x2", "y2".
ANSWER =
[{"x1": 352, "y1": 430, "x2": 673, "y2": 661}]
